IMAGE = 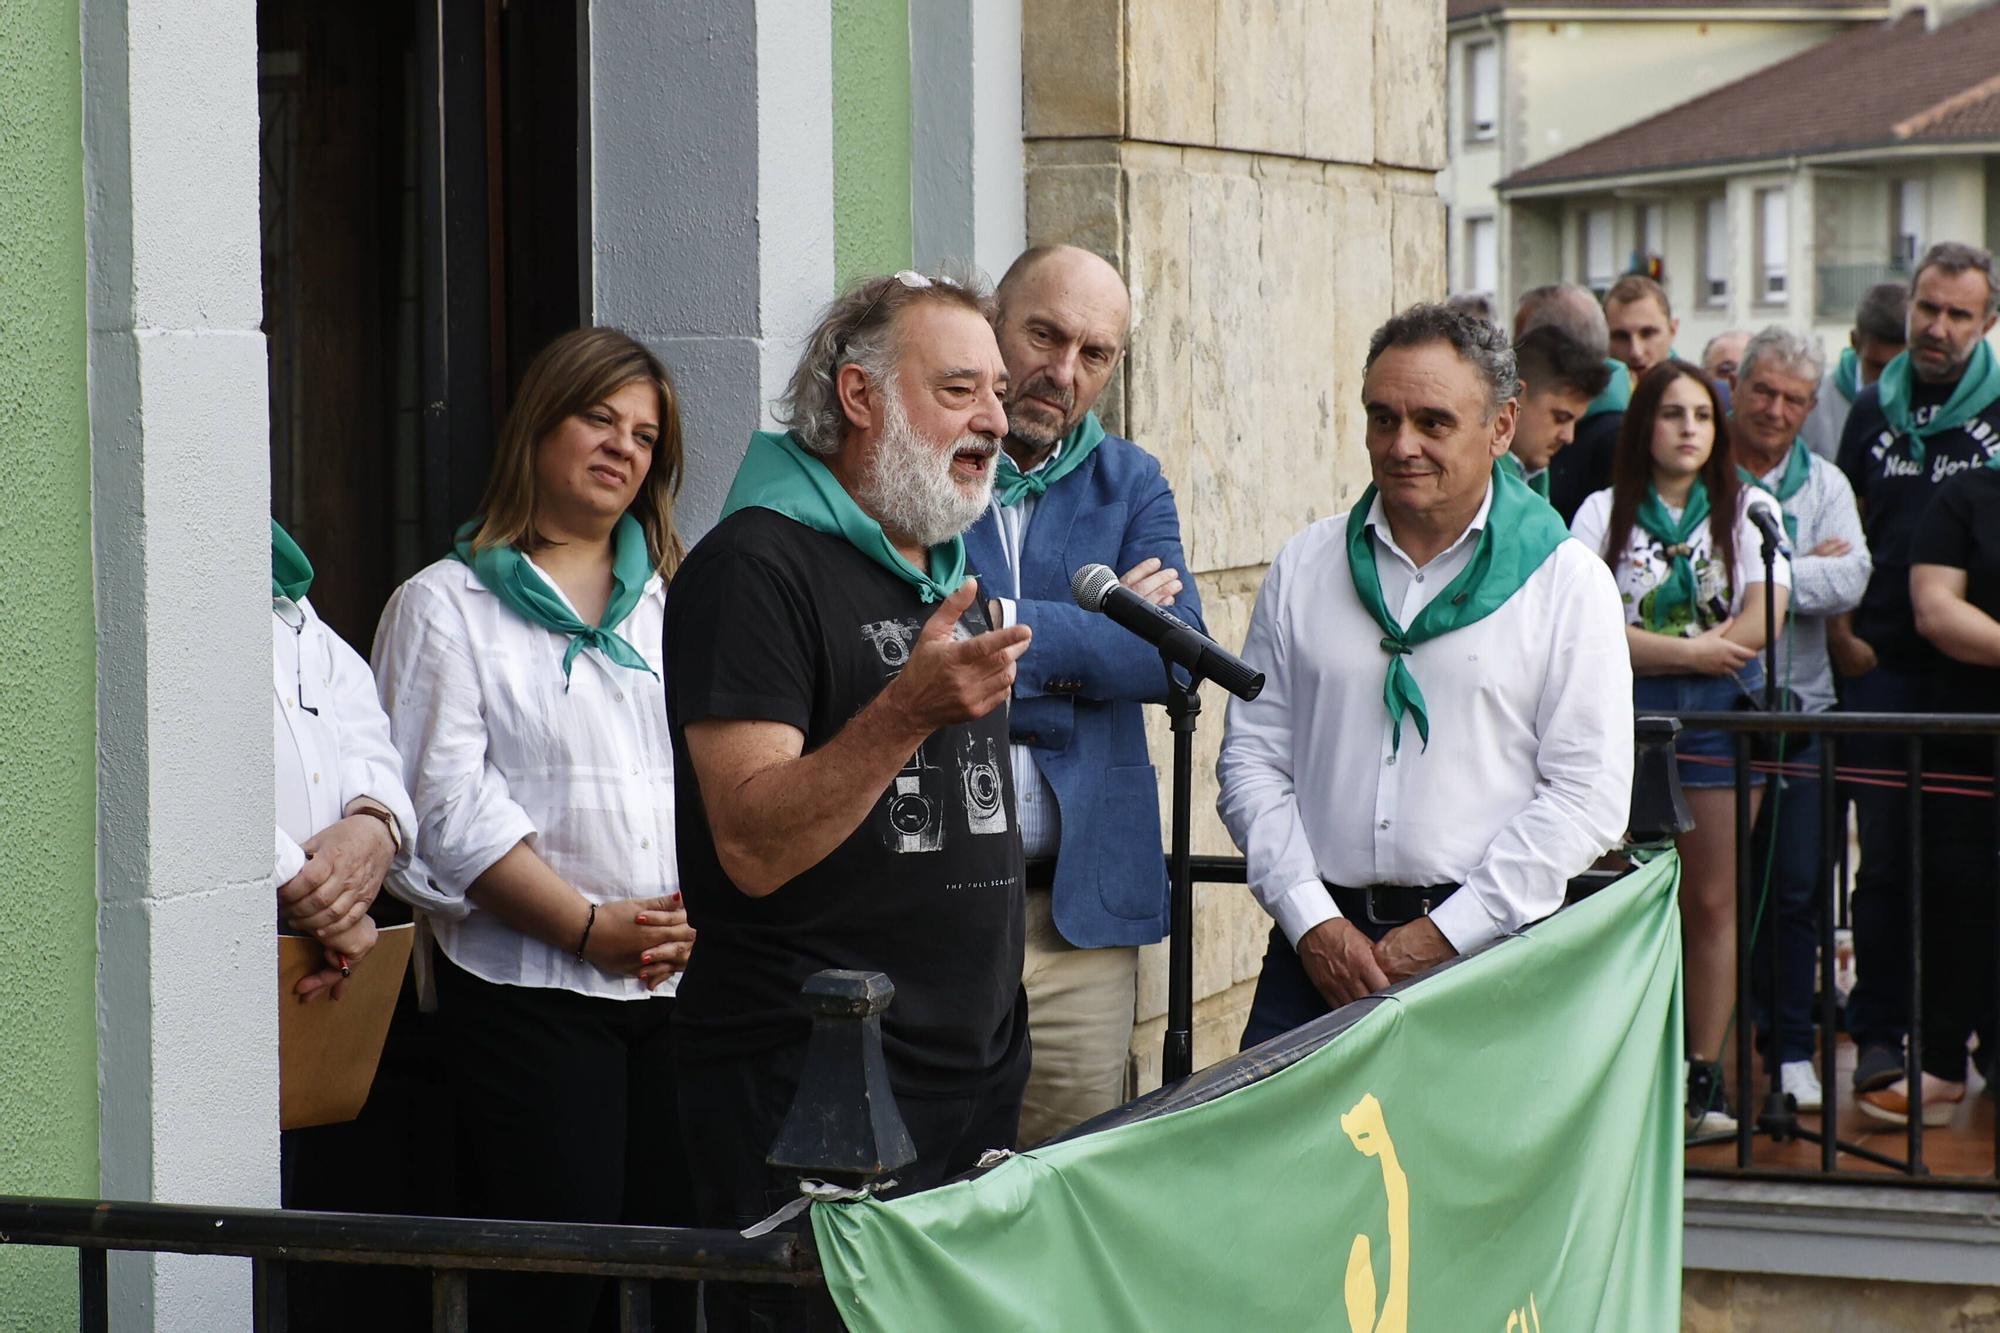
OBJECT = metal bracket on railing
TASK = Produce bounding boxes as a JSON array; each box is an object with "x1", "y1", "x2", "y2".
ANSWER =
[
  {"x1": 766, "y1": 970, "x2": 918, "y2": 1192},
  {"x1": 1628, "y1": 715, "x2": 1695, "y2": 846}
]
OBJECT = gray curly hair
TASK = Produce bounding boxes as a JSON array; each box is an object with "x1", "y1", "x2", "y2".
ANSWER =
[
  {"x1": 1365, "y1": 302, "x2": 1521, "y2": 417},
  {"x1": 777, "y1": 266, "x2": 996, "y2": 455},
  {"x1": 1736, "y1": 325, "x2": 1826, "y2": 392}
]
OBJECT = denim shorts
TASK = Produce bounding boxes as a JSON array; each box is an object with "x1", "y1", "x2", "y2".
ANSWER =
[{"x1": 1633, "y1": 661, "x2": 1766, "y2": 789}]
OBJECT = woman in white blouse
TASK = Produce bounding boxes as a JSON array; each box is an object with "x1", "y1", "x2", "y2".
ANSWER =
[
  {"x1": 374, "y1": 328, "x2": 695, "y2": 1331},
  {"x1": 1571, "y1": 359, "x2": 1790, "y2": 1142}
]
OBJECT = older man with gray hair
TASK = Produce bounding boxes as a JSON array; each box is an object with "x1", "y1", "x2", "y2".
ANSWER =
[
  {"x1": 1514, "y1": 283, "x2": 1627, "y2": 522},
  {"x1": 1220, "y1": 303, "x2": 1633, "y2": 1043},
  {"x1": 668, "y1": 268, "x2": 1034, "y2": 1330},
  {"x1": 1729, "y1": 325, "x2": 1872, "y2": 1112}
]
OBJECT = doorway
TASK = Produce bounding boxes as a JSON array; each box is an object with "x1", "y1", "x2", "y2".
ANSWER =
[{"x1": 258, "y1": 0, "x2": 582, "y2": 650}]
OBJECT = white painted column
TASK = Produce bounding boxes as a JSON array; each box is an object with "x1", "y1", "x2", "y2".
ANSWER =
[
  {"x1": 82, "y1": 0, "x2": 277, "y2": 1326},
  {"x1": 911, "y1": 0, "x2": 1026, "y2": 283},
  {"x1": 587, "y1": 0, "x2": 835, "y2": 542},
  {"x1": 1789, "y1": 167, "x2": 1817, "y2": 331}
]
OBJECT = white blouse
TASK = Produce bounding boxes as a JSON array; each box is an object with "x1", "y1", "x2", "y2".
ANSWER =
[
  {"x1": 1569, "y1": 486, "x2": 1791, "y2": 637},
  {"x1": 372, "y1": 556, "x2": 678, "y2": 1000}
]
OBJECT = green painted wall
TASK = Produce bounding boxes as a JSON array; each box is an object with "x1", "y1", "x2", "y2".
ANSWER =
[
  {"x1": 0, "y1": 0, "x2": 99, "y2": 1326},
  {"x1": 832, "y1": 0, "x2": 913, "y2": 288}
]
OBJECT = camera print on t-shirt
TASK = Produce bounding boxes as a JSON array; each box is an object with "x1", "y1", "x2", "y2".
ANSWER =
[{"x1": 859, "y1": 616, "x2": 1012, "y2": 856}]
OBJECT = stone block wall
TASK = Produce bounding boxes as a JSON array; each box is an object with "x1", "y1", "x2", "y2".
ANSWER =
[{"x1": 1022, "y1": 0, "x2": 1448, "y2": 1092}]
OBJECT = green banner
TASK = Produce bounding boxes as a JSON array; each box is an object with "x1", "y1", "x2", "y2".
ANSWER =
[{"x1": 814, "y1": 853, "x2": 1684, "y2": 1331}]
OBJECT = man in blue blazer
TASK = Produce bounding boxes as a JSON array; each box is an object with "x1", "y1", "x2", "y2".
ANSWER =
[{"x1": 965, "y1": 245, "x2": 1206, "y2": 1144}]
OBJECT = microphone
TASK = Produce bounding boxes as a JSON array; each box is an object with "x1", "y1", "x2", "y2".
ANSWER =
[
  {"x1": 1747, "y1": 502, "x2": 1792, "y2": 559},
  {"x1": 1070, "y1": 564, "x2": 1265, "y2": 701}
]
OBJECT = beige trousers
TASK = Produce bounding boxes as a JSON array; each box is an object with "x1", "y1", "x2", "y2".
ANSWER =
[{"x1": 1017, "y1": 888, "x2": 1140, "y2": 1147}]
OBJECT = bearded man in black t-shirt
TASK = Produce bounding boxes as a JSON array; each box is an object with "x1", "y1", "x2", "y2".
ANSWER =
[
  {"x1": 665, "y1": 270, "x2": 1032, "y2": 1330},
  {"x1": 1834, "y1": 240, "x2": 2000, "y2": 1094}
]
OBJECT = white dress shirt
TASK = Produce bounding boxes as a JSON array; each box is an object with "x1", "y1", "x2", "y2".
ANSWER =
[
  {"x1": 988, "y1": 440, "x2": 1064, "y2": 860},
  {"x1": 372, "y1": 557, "x2": 678, "y2": 1000},
  {"x1": 272, "y1": 596, "x2": 419, "y2": 892},
  {"x1": 1217, "y1": 485, "x2": 1635, "y2": 954}
]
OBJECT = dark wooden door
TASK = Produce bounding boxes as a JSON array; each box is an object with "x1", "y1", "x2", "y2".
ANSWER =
[{"x1": 259, "y1": 0, "x2": 581, "y2": 651}]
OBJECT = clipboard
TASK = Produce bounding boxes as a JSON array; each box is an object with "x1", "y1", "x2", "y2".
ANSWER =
[{"x1": 277, "y1": 923, "x2": 415, "y2": 1130}]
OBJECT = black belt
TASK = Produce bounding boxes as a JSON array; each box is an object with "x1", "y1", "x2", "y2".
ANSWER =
[
  {"x1": 1024, "y1": 859, "x2": 1058, "y2": 891},
  {"x1": 1326, "y1": 881, "x2": 1459, "y2": 928}
]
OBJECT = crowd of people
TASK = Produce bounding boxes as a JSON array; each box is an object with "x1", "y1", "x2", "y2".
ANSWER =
[
  {"x1": 1483, "y1": 248, "x2": 2000, "y2": 1137},
  {"x1": 267, "y1": 236, "x2": 2000, "y2": 1330}
]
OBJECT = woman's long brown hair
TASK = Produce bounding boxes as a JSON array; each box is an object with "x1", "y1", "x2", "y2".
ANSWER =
[
  {"x1": 466, "y1": 327, "x2": 686, "y2": 580},
  {"x1": 1600, "y1": 359, "x2": 1742, "y2": 600}
]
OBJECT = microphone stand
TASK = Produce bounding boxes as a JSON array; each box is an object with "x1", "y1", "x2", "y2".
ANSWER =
[
  {"x1": 1746, "y1": 524, "x2": 1892, "y2": 1167},
  {"x1": 1162, "y1": 654, "x2": 1200, "y2": 1084}
]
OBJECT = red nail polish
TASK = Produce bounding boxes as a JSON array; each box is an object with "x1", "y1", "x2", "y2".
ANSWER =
[
  {"x1": 641, "y1": 954, "x2": 652, "y2": 963},
  {"x1": 635, "y1": 914, "x2": 647, "y2": 925}
]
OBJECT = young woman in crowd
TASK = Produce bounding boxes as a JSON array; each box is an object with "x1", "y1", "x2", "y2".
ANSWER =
[
  {"x1": 373, "y1": 327, "x2": 696, "y2": 1331},
  {"x1": 1569, "y1": 359, "x2": 1790, "y2": 1140}
]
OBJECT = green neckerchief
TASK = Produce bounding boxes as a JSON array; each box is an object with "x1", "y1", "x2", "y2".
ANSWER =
[
  {"x1": 1346, "y1": 461, "x2": 1571, "y2": 754},
  {"x1": 271, "y1": 519, "x2": 314, "y2": 602},
  {"x1": 450, "y1": 513, "x2": 657, "y2": 686},
  {"x1": 1831, "y1": 347, "x2": 1860, "y2": 403},
  {"x1": 1497, "y1": 450, "x2": 1551, "y2": 500},
  {"x1": 1633, "y1": 479, "x2": 1712, "y2": 634},
  {"x1": 1737, "y1": 439, "x2": 1811, "y2": 543},
  {"x1": 1876, "y1": 341, "x2": 2000, "y2": 464},
  {"x1": 721, "y1": 430, "x2": 967, "y2": 604},
  {"x1": 993, "y1": 412, "x2": 1105, "y2": 507},
  {"x1": 1580, "y1": 358, "x2": 1630, "y2": 422}
]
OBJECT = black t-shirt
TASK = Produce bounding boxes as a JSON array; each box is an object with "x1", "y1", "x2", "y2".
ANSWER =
[
  {"x1": 664, "y1": 507, "x2": 1026, "y2": 1094},
  {"x1": 1910, "y1": 467, "x2": 2000, "y2": 773},
  {"x1": 1838, "y1": 377, "x2": 2000, "y2": 668},
  {"x1": 1548, "y1": 409, "x2": 1621, "y2": 526}
]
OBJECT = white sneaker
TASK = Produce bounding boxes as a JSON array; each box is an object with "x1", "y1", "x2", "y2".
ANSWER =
[{"x1": 1780, "y1": 1060, "x2": 1823, "y2": 1112}]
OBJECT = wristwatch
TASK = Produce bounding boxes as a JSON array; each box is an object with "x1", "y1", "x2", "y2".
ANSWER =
[{"x1": 349, "y1": 801, "x2": 402, "y2": 855}]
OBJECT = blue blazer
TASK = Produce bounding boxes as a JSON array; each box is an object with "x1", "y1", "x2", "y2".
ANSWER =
[{"x1": 963, "y1": 432, "x2": 1206, "y2": 949}]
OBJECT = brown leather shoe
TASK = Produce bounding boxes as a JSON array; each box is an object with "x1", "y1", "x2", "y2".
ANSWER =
[{"x1": 1856, "y1": 1081, "x2": 1964, "y2": 1127}]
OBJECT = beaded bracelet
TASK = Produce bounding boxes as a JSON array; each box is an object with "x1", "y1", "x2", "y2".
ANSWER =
[{"x1": 574, "y1": 901, "x2": 598, "y2": 962}]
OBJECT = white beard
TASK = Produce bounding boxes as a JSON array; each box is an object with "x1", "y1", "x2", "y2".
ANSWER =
[{"x1": 854, "y1": 385, "x2": 996, "y2": 548}]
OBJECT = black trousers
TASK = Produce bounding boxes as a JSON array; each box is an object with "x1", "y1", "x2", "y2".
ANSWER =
[
  {"x1": 434, "y1": 953, "x2": 696, "y2": 1332},
  {"x1": 1919, "y1": 785, "x2": 2000, "y2": 1083},
  {"x1": 677, "y1": 1022, "x2": 1029, "y2": 1333}
]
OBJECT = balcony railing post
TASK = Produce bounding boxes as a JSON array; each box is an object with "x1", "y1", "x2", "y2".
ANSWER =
[
  {"x1": 1735, "y1": 732, "x2": 1755, "y2": 1168},
  {"x1": 251, "y1": 1257, "x2": 288, "y2": 1332},
  {"x1": 767, "y1": 970, "x2": 918, "y2": 1192},
  {"x1": 617, "y1": 1276, "x2": 652, "y2": 1332},
  {"x1": 1819, "y1": 737, "x2": 1840, "y2": 1175},
  {"x1": 431, "y1": 1269, "x2": 469, "y2": 1333},
  {"x1": 77, "y1": 1249, "x2": 106, "y2": 1333},
  {"x1": 1906, "y1": 735, "x2": 1927, "y2": 1176}
]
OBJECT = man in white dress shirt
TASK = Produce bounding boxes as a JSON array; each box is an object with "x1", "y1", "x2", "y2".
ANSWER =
[
  {"x1": 271, "y1": 520, "x2": 417, "y2": 999},
  {"x1": 1218, "y1": 305, "x2": 1634, "y2": 1046}
]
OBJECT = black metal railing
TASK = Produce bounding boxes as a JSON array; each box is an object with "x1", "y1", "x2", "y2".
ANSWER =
[
  {"x1": 1664, "y1": 709, "x2": 2000, "y2": 1186},
  {"x1": 0, "y1": 970, "x2": 916, "y2": 1332},
  {"x1": 11, "y1": 716, "x2": 1995, "y2": 1330}
]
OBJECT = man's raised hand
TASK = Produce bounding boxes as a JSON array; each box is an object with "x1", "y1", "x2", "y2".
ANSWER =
[{"x1": 884, "y1": 579, "x2": 1032, "y2": 731}]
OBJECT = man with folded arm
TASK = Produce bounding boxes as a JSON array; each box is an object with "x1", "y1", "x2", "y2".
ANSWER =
[
  {"x1": 1219, "y1": 304, "x2": 1634, "y2": 1045},
  {"x1": 964, "y1": 244, "x2": 1205, "y2": 1145}
]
